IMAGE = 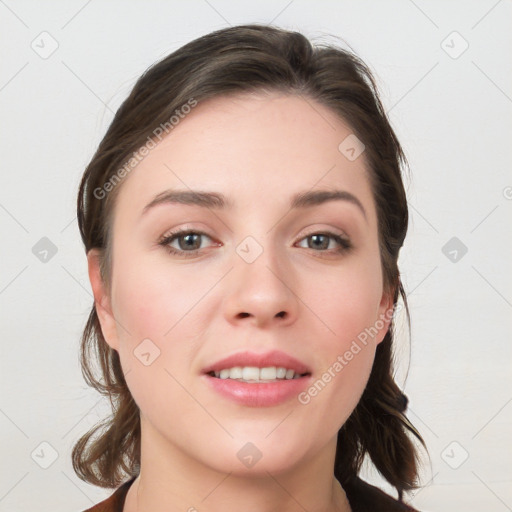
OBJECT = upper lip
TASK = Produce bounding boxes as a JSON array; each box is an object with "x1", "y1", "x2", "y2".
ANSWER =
[{"x1": 202, "y1": 350, "x2": 312, "y2": 375}]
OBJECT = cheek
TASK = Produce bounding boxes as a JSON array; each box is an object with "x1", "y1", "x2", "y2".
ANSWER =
[
  {"x1": 110, "y1": 262, "x2": 202, "y2": 424},
  {"x1": 109, "y1": 253, "x2": 217, "y2": 399},
  {"x1": 299, "y1": 257, "x2": 383, "y2": 417},
  {"x1": 308, "y1": 255, "x2": 383, "y2": 347},
  {"x1": 112, "y1": 252, "x2": 208, "y2": 341}
]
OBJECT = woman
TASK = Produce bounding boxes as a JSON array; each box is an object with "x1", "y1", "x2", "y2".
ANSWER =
[{"x1": 74, "y1": 24, "x2": 425, "y2": 512}]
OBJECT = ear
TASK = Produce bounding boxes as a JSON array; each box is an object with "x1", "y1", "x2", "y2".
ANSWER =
[
  {"x1": 375, "y1": 287, "x2": 394, "y2": 346},
  {"x1": 87, "y1": 248, "x2": 120, "y2": 351}
]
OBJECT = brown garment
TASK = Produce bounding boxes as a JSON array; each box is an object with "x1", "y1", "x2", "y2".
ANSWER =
[{"x1": 83, "y1": 475, "x2": 419, "y2": 512}]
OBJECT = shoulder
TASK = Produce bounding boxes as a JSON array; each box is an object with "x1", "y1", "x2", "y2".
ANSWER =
[
  {"x1": 81, "y1": 477, "x2": 136, "y2": 512},
  {"x1": 344, "y1": 476, "x2": 419, "y2": 512}
]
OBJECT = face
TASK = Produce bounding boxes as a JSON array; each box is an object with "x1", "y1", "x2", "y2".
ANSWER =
[{"x1": 88, "y1": 92, "x2": 393, "y2": 476}]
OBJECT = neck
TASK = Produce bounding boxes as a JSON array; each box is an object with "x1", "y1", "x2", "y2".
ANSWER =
[{"x1": 123, "y1": 420, "x2": 351, "y2": 512}]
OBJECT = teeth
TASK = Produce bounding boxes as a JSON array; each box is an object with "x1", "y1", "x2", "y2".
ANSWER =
[
  {"x1": 213, "y1": 366, "x2": 304, "y2": 382},
  {"x1": 243, "y1": 366, "x2": 260, "y2": 381},
  {"x1": 219, "y1": 369, "x2": 231, "y2": 379}
]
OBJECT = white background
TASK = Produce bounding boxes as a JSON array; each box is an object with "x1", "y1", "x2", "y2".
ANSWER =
[{"x1": 1, "y1": 1, "x2": 511, "y2": 511}]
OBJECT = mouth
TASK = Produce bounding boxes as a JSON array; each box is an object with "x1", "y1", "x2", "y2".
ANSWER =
[
  {"x1": 206, "y1": 366, "x2": 311, "y2": 383},
  {"x1": 201, "y1": 349, "x2": 312, "y2": 382},
  {"x1": 201, "y1": 350, "x2": 312, "y2": 406},
  {"x1": 202, "y1": 367, "x2": 313, "y2": 408}
]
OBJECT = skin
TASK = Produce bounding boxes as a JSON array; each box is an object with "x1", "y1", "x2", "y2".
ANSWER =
[{"x1": 88, "y1": 92, "x2": 393, "y2": 512}]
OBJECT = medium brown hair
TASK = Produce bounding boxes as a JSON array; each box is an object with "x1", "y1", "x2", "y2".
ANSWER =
[{"x1": 74, "y1": 23, "x2": 425, "y2": 498}]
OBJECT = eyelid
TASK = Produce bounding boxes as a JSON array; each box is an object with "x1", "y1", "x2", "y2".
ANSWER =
[
  {"x1": 298, "y1": 225, "x2": 349, "y2": 240},
  {"x1": 157, "y1": 227, "x2": 216, "y2": 247},
  {"x1": 159, "y1": 224, "x2": 350, "y2": 242}
]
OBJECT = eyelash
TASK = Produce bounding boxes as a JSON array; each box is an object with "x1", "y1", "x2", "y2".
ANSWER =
[{"x1": 157, "y1": 228, "x2": 352, "y2": 259}]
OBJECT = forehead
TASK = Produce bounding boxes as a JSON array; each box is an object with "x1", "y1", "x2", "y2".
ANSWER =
[{"x1": 113, "y1": 92, "x2": 375, "y2": 224}]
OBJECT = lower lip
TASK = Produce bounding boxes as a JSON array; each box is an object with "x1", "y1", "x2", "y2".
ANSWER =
[{"x1": 202, "y1": 374, "x2": 312, "y2": 407}]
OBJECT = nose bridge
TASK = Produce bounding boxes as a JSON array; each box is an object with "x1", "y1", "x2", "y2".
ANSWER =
[
  {"x1": 235, "y1": 231, "x2": 287, "y2": 293},
  {"x1": 231, "y1": 205, "x2": 282, "y2": 274}
]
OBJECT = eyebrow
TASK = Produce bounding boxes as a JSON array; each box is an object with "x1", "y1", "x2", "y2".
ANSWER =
[{"x1": 141, "y1": 189, "x2": 367, "y2": 220}]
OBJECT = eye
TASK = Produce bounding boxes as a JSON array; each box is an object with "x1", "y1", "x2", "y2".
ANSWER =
[
  {"x1": 158, "y1": 229, "x2": 216, "y2": 258},
  {"x1": 158, "y1": 229, "x2": 352, "y2": 259},
  {"x1": 296, "y1": 231, "x2": 352, "y2": 256}
]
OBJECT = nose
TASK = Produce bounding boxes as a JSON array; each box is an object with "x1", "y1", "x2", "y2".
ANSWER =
[{"x1": 223, "y1": 244, "x2": 299, "y2": 329}]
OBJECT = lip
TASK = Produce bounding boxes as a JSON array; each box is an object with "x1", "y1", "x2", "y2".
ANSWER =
[
  {"x1": 202, "y1": 373, "x2": 313, "y2": 407},
  {"x1": 201, "y1": 349, "x2": 312, "y2": 375}
]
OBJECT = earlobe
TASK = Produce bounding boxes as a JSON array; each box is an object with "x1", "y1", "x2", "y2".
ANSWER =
[
  {"x1": 375, "y1": 290, "x2": 394, "y2": 345},
  {"x1": 87, "y1": 249, "x2": 120, "y2": 351}
]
